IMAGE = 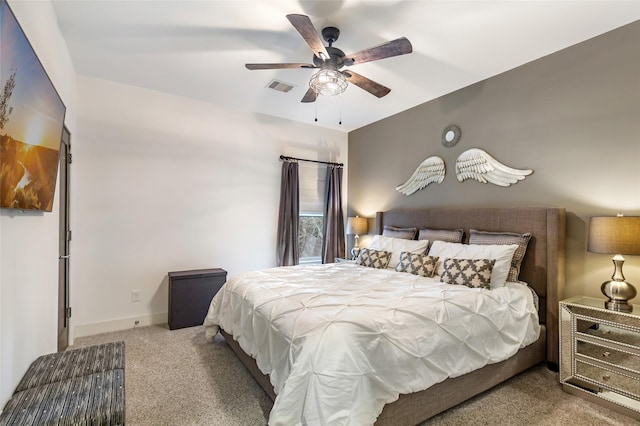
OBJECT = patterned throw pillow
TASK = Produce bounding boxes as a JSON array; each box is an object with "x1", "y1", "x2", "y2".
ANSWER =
[
  {"x1": 395, "y1": 252, "x2": 439, "y2": 277},
  {"x1": 355, "y1": 248, "x2": 392, "y2": 269},
  {"x1": 428, "y1": 241, "x2": 517, "y2": 289},
  {"x1": 383, "y1": 226, "x2": 417, "y2": 240},
  {"x1": 440, "y1": 258, "x2": 496, "y2": 289},
  {"x1": 368, "y1": 235, "x2": 429, "y2": 270},
  {"x1": 469, "y1": 229, "x2": 532, "y2": 283}
]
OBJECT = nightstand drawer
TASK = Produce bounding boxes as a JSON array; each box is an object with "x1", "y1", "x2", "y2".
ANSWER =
[
  {"x1": 576, "y1": 318, "x2": 640, "y2": 348},
  {"x1": 577, "y1": 339, "x2": 640, "y2": 372},
  {"x1": 576, "y1": 359, "x2": 640, "y2": 398},
  {"x1": 570, "y1": 304, "x2": 640, "y2": 328}
]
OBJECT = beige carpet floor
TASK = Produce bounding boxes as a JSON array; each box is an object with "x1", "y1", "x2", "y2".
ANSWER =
[{"x1": 70, "y1": 325, "x2": 637, "y2": 425}]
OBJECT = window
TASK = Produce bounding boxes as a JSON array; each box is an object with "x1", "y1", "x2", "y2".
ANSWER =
[
  {"x1": 297, "y1": 162, "x2": 325, "y2": 264},
  {"x1": 298, "y1": 213, "x2": 323, "y2": 264}
]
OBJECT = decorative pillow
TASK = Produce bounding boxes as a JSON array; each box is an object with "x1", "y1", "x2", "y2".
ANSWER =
[
  {"x1": 469, "y1": 229, "x2": 532, "y2": 283},
  {"x1": 428, "y1": 240, "x2": 518, "y2": 289},
  {"x1": 417, "y1": 228, "x2": 464, "y2": 243},
  {"x1": 417, "y1": 228, "x2": 464, "y2": 250},
  {"x1": 355, "y1": 248, "x2": 392, "y2": 269},
  {"x1": 368, "y1": 235, "x2": 429, "y2": 269},
  {"x1": 383, "y1": 226, "x2": 417, "y2": 240},
  {"x1": 395, "y1": 252, "x2": 439, "y2": 277},
  {"x1": 440, "y1": 258, "x2": 496, "y2": 289}
]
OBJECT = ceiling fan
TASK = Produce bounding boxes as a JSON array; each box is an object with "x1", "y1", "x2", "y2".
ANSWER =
[{"x1": 245, "y1": 14, "x2": 413, "y2": 103}]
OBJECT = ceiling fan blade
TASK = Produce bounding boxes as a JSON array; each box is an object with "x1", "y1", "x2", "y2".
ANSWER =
[
  {"x1": 342, "y1": 71, "x2": 391, "y2": 98},
  {"x1": 301, "y1": 87, "x2": 317, "y2": 103},
  {"x1": 344, "y1": 37, "x2": 412, "y2": 66},
  {"x1": 245, "y1": 63, "x2": 316, "y2": 70},
  {"x1": 286, "y1": 14, "x2": 330, "y2": 60}
]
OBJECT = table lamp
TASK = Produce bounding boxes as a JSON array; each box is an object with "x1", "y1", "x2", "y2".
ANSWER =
[
  {"x1": 347, "y1": 216, "x2": 368, "y2": 260},
  {"x1": 588, "y1": 215, "x2": 640, "y2": 312}
]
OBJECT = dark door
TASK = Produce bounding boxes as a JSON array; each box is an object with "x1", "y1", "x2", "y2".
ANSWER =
[{"x1": 58, "y1": 127, "x2": 71, "y2": 351}]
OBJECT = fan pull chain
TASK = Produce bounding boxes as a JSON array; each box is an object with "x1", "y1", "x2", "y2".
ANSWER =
[
  {"x1": 339, "y1": 99, "x2": 342, "y2": 125},
  {"x1": 315, "y1": 102, "x2": 318, "y2": 122}
]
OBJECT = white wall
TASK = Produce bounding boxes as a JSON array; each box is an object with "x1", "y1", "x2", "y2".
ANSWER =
[
  {"x1": 72, "y1": 75, "x2": 348, "y2": 337},
  {"x1": 0, "y1": 0, "x2": 346, "y2": 408},
  {"x1": 0, "y1": 0, "x2": 76, "y2": 408}
]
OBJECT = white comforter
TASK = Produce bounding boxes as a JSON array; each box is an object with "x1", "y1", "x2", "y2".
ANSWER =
[{"x1": 204, "y1": 263, "x2": 540, "y2": 426}]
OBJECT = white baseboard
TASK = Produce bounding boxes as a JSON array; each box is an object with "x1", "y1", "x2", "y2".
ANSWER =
[{"x1": 72, "y1": 312, "x2": 168, "y2": 341}]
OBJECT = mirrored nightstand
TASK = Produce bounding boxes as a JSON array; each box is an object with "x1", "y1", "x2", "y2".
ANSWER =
[{"x1": 559, "y1": 296, "x2": 640, "y2": 421}]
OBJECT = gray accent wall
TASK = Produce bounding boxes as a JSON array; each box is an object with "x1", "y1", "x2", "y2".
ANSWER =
[{"x1": 348, "y1": 21, "x2": 640, "y2": 300}]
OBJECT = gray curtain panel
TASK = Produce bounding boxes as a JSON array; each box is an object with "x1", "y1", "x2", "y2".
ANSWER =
[
  {"x1": 276, "y1": 160, "x2": 299, "y2": 266},
  {"x1": 321, "y1": 165, "x2": 346, "y2": 263}
]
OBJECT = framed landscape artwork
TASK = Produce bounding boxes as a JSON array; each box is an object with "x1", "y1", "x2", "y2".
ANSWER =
[{"x1": 0, "y1": 0, "x2": 66, "y2": 212}]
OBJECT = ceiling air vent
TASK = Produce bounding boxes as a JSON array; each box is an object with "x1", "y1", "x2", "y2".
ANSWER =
[{"x1": 267, "y1": 80, "x2": 295, "y2": 93}]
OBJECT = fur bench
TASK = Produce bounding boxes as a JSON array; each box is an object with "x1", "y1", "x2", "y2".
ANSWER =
[{"x1": 0, "y1": 341, "x2": 125, "y2": 425}]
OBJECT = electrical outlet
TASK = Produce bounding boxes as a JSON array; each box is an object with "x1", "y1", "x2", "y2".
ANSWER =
[{"x1": 131, "y1": 290, "x2": 141, "y2": 302}]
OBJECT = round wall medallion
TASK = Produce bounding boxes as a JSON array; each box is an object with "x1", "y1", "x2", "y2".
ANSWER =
[{"x1": 441, "y1": 125, "x2": 461, "y2": 147}]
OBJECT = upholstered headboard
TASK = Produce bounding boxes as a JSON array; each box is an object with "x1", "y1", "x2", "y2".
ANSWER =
[{"x1": 375, "y1": 207, "x2": 566, "y2": 365}]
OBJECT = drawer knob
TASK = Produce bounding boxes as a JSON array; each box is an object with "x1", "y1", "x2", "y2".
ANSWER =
[
  {"x1": 602, "y1": 374, "x2": 611, "y2": 381},
  {"x1": 602, "y1": 351, "x2": 611, "y2": 358}
]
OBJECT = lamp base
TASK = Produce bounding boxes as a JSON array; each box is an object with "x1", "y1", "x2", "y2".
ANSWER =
[
  {"x1": 601, "y1": 279, "x2": 636, "y2": 313},
  {"x1": 604, "y1": 299, "x2": 633, "y2": 313},
  {"x1": 351, "y1": 246, "x2": 361, "y2": 260}
]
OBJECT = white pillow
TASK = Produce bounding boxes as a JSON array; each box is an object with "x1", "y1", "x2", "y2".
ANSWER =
[
  {"x1": 428, "y1": 240, "x2": 518, "y2": 289},
  {"x1": 368, "y1": 235, "x2": 429, "y2": 269}
]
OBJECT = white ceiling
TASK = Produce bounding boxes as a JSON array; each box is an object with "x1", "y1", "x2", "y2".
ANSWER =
[{"x1": 50, "y1": 1, "x2": 640, "y2": 132}]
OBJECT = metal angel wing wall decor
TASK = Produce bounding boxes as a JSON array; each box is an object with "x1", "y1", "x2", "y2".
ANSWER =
[
  {"x1": 395, "y1": 156, "x2": 445, "y2": 196},
  {"x1": 455, "y1": 148, "x2": 533, "y2": 186},
  {"x1": 395, "y1": 149, "x2": 533, "y2": 196}
]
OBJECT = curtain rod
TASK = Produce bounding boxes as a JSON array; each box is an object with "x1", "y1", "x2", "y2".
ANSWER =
[{"x1": 279, "y1": 155, "x2": 343, "y2": 167}]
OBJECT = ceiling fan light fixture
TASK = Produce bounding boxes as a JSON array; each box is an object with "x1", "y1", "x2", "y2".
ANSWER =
[
  {"x1": 246, "y1": 14, "x2": 411, "y2": 103},
  {"x1": 309, "y1": 68, "x2": 348, "y2": 96}
]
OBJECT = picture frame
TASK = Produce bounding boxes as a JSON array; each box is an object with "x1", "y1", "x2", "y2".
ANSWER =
[{"x1": 0, "y1": 0, "x2": 67, "y2": 212}]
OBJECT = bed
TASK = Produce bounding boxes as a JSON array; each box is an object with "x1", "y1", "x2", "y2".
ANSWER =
[{"x1": 204, "y1": 207, "x2": 565, "y2": 425}]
